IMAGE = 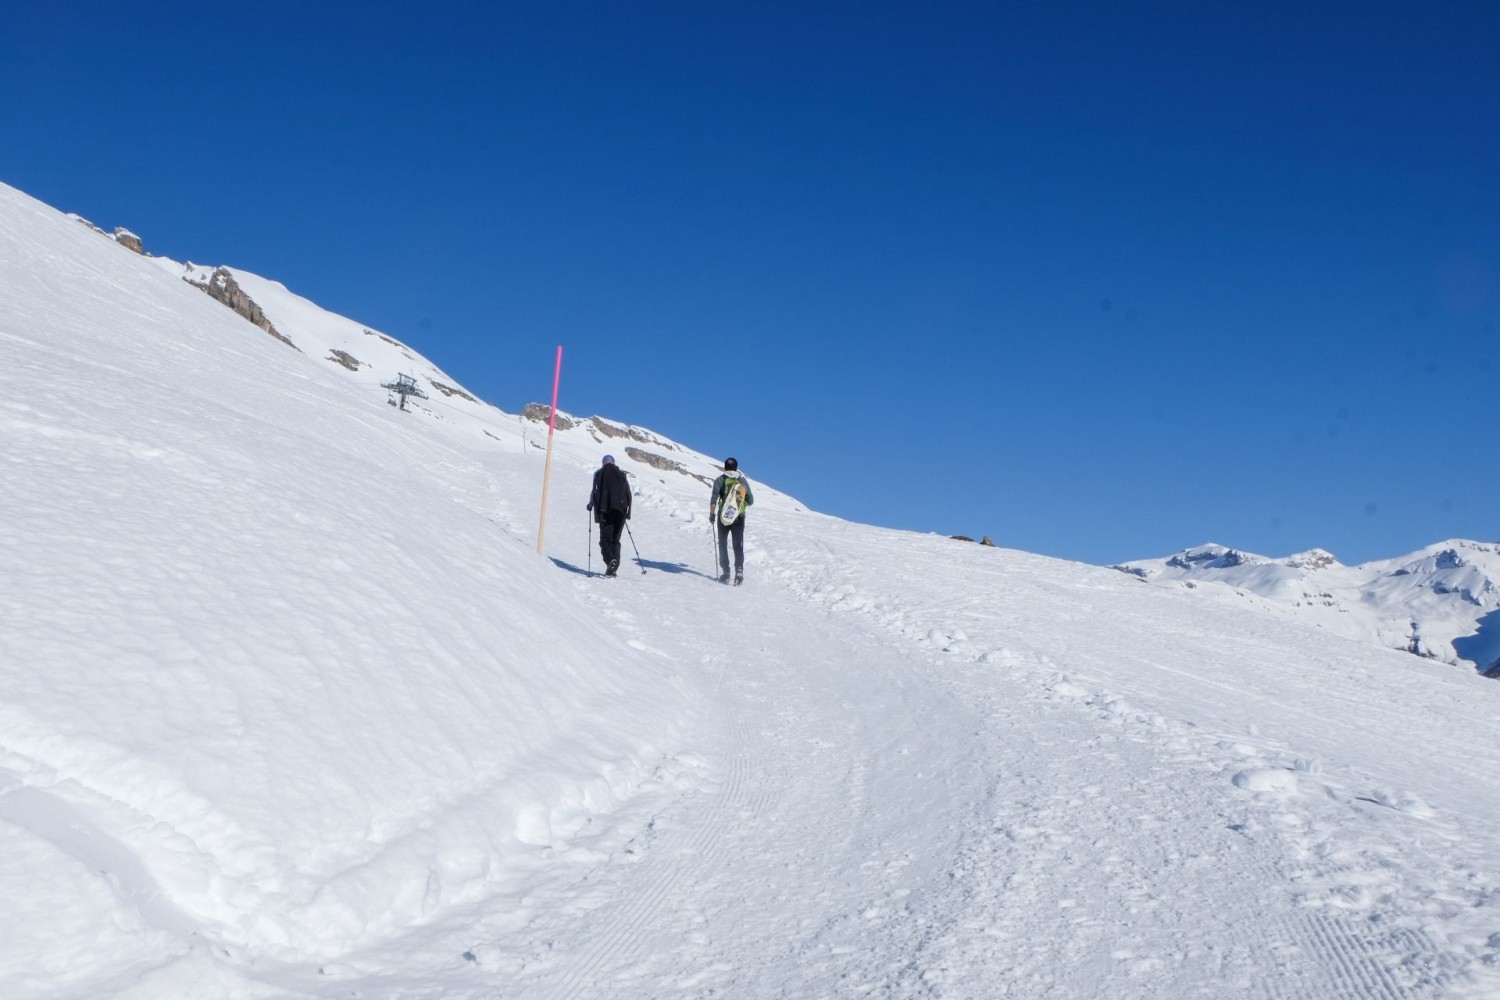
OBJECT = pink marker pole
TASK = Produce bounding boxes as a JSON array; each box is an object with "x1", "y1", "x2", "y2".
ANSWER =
[{"x1": 535, "y1": 345, "x2": 563, "y2": 555}]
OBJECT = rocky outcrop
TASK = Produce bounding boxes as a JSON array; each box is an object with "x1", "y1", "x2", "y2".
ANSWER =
[
  {"x1": 1167, "y1": 545, "x2": 1254, "y2": 571},
  {"x1": 1285, "y1": 548, "x2": 1340, "y2": 571},
  {"x1": 430, "y1": 380, "x2": 477, "y2": 403},
  {"x1": 195, "y1": 268, "x2": 298, "y2": 350},
  {"x1": 591, "y1": 417, "x2": 678, "y2": 450},
  {"x1": 364, "y1": 328, "x2": 414, "y2": 359},
  {"x1": 521, "y1": 403, "x2": 576, "y2": 430},
  {"x1": 327, "y1": 350, "x2": 362, "y2": 371},
  {"x1": 68, "y1": 216, "x2": 146, "y2": 255},
  {"x1": 113, "y1": 228, "x2": 144, "y2": 254},
  {"x1": 623, "y1": 446, "x2": 713, "y2": 487},
  {"x1": 69, "y1": 214, "x2": 107, "y2": 237},
  {"x1": 67, "y1": 217, "x2": 295, "y2": 351}
]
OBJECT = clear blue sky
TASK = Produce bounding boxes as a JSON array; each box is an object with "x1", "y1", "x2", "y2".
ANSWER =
[{"x1": 4, "y1": 2, "x2": 1495, "y2": 565}]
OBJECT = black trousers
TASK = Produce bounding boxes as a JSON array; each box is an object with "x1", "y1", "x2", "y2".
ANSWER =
[
  {"x1": 716, "y1": 517, "x2": 745, "y2": 575},
  {"x1": 598, "y1": 510, "x2": 625, "y2": 567}
]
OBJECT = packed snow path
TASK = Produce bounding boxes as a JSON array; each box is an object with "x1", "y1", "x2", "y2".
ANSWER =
[{"x1": 258, "y1": 500, "x2": 1500, "y2": 999}]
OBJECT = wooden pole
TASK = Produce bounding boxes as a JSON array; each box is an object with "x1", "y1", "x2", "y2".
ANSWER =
[{"x1": 536, "y1": 346, "x2": 563, "y2": 554}]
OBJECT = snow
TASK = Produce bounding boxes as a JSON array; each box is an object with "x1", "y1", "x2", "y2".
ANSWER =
[
  {"x1": 5, "y1": 179, "x2": 1500, "y2": 998},
  {"x1": 1117, "y1": 540, "x2": 1500, "y2": 674}
]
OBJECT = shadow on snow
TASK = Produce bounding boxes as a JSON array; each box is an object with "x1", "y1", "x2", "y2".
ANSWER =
[
  {"x1": 1453, "y1": 608, "x2": 1500, "y2": 679},
  {"x1": 549, "y1": 556, "x2": 716, "y2": 581}
]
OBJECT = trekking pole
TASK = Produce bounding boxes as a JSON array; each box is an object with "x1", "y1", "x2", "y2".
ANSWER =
[
  {"x1": 587, "y1": 513, "x2": 592, "y2": 575},
  {"x1": 624, "y1": 521, "x2": 647, "y2": 574},
  {"x1": 711, "y1": 509, "x2": 718, "y2": 578}
]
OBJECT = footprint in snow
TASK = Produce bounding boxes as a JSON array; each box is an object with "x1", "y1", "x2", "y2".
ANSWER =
[
  {"x1": 1047, "y1": 675, "x2": 1092, "y2": 700},
  {"x1": 1358, "y1": 788, "x2": 1437, "y2": 819},
  {"x1": 1231, "y1": 767, "x2": 1307, "y2": 798}
]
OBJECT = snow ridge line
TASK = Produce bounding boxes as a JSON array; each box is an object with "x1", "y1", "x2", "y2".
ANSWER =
[
  {"x1": 0, "y1": 700, "x2": 680, "y2": 970},
  {"x1": 0, "y1": 777, "x2": 203, "y2": 940},
  {"x1": 0, "y1": 705, "x2": 280, "y2": 888}
]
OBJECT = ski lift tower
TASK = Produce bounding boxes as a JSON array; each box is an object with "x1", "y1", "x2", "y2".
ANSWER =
[{"x1": 381, "y1": 373, "x2": 429, "y2": 411}]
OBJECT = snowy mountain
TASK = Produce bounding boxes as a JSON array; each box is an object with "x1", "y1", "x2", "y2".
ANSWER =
[
  {"x1": 1115, "y1": 541, "x2": 1500, "y2": 678},
  {"x1": 5, "y1": 178, "x2": 1500, "y2": 999}
]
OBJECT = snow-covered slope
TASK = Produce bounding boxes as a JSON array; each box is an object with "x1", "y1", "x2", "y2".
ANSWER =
[
  {"x1": 5, "y1": 184, "x2": 714, "y2": 985},
  {"x1": 1115, "y1": 541, "x2": 1500, "y2": 677},
  {"x1": 134, "y1": 238, "x2": 800, "y2": 514},
  {"x1": 5, "y1": 179, "x2": 1500, "y2": 999}
]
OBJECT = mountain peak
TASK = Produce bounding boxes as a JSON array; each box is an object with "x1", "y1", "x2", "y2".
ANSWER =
[
  {"x1": 1163, "y1": 542, "x2": 1266, "y2": 572},
  {"x1": 1118, "y1": 538, "x2": 1498, "y2": 674},
  {"x1": 1283, "y1": 548, "x2": 1341, "y2": 570}
]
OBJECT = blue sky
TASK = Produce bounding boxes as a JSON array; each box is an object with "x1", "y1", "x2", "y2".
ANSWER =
[{"x1": 4, "y1": 2, "x2": 1495, "y2": 565}]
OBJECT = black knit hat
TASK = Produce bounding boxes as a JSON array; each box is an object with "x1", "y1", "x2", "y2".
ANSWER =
[{"x1": 723, "y1": 457, "x2": 738, "y2": 471}]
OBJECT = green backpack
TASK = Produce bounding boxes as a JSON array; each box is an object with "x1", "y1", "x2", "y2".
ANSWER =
[{"x1": 719, "y1": 474, "x2": 749, "y2": 525}]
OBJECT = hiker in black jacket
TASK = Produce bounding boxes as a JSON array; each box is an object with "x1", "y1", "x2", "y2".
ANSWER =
[
  {"x1": 587, "y1": 455, "x2": 632, "y2": 577},
  {"x1": 709, "y1": 457, "x2": 754, "y2": 585}
]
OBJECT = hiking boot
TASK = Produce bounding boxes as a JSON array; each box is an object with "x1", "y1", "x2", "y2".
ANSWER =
[
  {"x1": 607, "y1": 559, "x2": 619, "y2": 577},
  {"x1": 734, "y1": 572, "x2": 743, "y2": 586},
  {"x1": 718, "y1": 572, "x2": 731, "y2": 584}
]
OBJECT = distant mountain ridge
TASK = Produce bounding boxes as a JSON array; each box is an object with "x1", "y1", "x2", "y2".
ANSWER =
[{"x1": 1115, "y1": 540, "x2": 1500, "y2": 677}]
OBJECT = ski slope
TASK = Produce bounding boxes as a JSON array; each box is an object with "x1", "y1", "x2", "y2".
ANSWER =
[{"x1": 3, "y1": 180, "x2": 1500, "y2": 998}]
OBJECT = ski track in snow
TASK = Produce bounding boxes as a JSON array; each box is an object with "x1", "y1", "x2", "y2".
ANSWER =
[{"x1": 503, "y1": 558, "x2": 984, "y2": 998}]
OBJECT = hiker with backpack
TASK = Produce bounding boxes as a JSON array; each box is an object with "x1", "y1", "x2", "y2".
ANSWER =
[
  {"x1": 710, "y1": 457, "x2": 754, "y2": 585},
  {"x1": 587, "y1": 454, "x2": 632, "y2": 577}
]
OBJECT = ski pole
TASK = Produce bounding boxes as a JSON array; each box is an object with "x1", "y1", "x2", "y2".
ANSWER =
[{"x1": 624, "y1": 521, "x2": 647, "y2": 574}]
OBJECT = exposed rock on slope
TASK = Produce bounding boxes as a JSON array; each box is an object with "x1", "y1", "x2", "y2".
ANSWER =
[{"x1": 189, "y1": 266, "x2": 298, "y2": 350}]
